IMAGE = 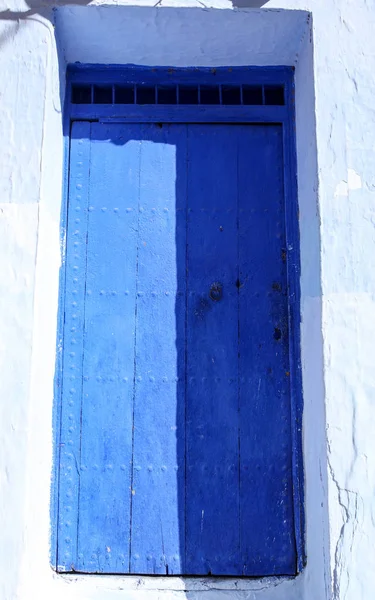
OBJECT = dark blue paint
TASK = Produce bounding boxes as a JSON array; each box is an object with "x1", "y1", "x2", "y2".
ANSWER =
[
  {"x1": 71, "y1": 105, "x2": 287, "y2": 124},
  {"x1": 237, "y1": 126, "x2": 295, "y2": 575},
  {"x1": 185, "y1": 126, "x2": 241, "y2": 575},
  {"x1": 184, "y1": 125, "x2": 295, "y2": 575},
  {"x1": 53, "y1": 66, "x2": 304, "y2": 576},
  {"x1": 66, "y1": 65, "x2": 291, "y2": 124},
  {"x1": 67, "y1": 64, "x2": 293, "y2": 86},
  {"x1": 284, "y1": 76, "x2": 306, "y2": 571}
]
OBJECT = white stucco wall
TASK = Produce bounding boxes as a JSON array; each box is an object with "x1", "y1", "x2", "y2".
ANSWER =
[{"x1": 0, "y1": 1, "x2": 374, "y2": 600}]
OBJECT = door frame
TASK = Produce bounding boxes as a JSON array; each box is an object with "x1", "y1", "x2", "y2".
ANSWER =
[{"x1": 52, "y1": 65, "x2": 304, "y2": 574}]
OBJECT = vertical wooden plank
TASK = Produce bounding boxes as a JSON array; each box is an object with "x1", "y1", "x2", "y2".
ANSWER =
[
  {"x1": 185, "y1": 125, "x2": 241, "y2": 575},
  {"x1": 76, "y1": 123, "x2": 140, "y2": 573},
  {"x1": 130, "y1": 124, "x2": 187, "y2": 575},
  {"x1": 57, "y1": 121, "x2": 91, "y2": 571},
  {"x1": 238, "y1": 125, "x2": 296, "y2": 575}
]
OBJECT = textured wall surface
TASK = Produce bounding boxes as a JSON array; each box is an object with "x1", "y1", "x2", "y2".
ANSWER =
[{"x1": 0, "y1": 1, "x2": 374, "y2": 599}]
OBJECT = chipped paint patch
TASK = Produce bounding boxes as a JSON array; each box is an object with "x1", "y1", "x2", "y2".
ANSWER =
[{"x1": 335, "y1": 169, "x2": 362, "y2": 197}]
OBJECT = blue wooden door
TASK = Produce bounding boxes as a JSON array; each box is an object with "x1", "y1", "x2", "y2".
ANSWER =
[{"x1": 57, "y1": 121, "x2": 296, "y2": 576}]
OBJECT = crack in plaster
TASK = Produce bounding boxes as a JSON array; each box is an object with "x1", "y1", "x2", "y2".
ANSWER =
[{"x1": 327, "y1": 437, "x2": 363, "y2": 600}]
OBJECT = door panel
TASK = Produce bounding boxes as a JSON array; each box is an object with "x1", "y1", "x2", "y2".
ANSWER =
[
  {"x1": 57, "y1": 121, "x2": 296, "y2": 576},
  {"x1": 237, "y1": 126, "x2": 295, "y2": 575},
  {"x1": 129, "y1": 124, "x2": 187, "y2": 575},
  {"x1": 185, "y1": 126, "x2": 241, "y2": 575}
]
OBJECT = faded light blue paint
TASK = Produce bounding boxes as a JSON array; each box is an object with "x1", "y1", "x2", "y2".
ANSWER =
[{"x1": 55, "y1": 67, "x2": 302, "y2": 578}]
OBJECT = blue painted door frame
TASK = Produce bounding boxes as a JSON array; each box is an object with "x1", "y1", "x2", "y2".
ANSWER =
[{"x1": 52, "y1": 66, "x2": 304, "y2": 577}]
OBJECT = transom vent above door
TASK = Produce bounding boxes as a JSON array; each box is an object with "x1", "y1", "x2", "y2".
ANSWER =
[{"x1": 71, "y1": 83, "x2": 285, "y2": 106}]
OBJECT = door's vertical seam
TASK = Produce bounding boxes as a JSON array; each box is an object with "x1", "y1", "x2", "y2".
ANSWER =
[
  {"x1": 129, "y1": 136, "x2": 142, "y2": 573},
  {"x1": 236, "y1": 134, "x2": 242, "y2": 572},
  {"x1": 184, "y1": 125, "x2": 189, "y2": 573},
  {"x1": 76, "y1": 124, "x2": 92, "y2": 568}
]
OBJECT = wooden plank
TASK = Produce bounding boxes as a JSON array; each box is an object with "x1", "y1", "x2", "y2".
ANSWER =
[
  {"x1": 130, "y1": 124, "x2": 187, "y2": 575},
  {"x1": 57, "y1": 121, "x2": 91, "y2": 571},
  {"x1": 185, "y1": 125, "x2": 241, "y2": 575},
  {"x1": 76, "y1": 123, "x2": 140, "y2": 573},
  {"x1": 71, "y1": 105, "x2": 287, "y2": 125},
  {"x1": 238, "y1": 125, "x2": 296, "y2": 575},
  {"x1": 59, "y1": 120, "x2": 297, "y2": 577}
]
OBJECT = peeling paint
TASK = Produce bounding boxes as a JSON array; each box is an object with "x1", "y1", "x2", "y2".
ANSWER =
[{"x1": 335, "y1": 169, "x2": 362, "y2": 197}]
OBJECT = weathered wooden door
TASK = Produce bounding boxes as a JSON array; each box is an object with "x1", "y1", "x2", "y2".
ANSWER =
[{"x1": 57, "y1": 121, "x2": 296, "y2": 576}]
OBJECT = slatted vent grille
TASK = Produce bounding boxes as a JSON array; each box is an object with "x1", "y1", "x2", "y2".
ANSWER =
[{"x1": 71, "y1": 83, "x2": 285, "y2": 106}]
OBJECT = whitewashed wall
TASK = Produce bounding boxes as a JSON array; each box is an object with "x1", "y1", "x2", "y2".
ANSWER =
[{"x1": 0, "y1": 2, "x2": 374, "y2": 600}]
